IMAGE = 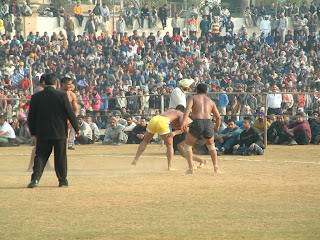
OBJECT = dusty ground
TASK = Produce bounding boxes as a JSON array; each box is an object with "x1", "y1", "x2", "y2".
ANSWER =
[{"x1": 0, "y1": 144, "x2": 320, "y2": 240}]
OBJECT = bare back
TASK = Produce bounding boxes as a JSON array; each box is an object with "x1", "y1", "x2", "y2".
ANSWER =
[
  {"x1": 160, "y1": 109, "x2": 186, "y2": 129},
  {"x1": 188, "y1": 94, "x2": 218, "y2": 120}
]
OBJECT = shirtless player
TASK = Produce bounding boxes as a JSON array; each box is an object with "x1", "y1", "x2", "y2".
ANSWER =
[
  {"x1": 132, "y1": 105, "x2": 205, "y2": 170},
  {"x1": 60, "y1": 77, "x2": 79, "y2": 150},
  {"x1": 182, "y1": 84, "x2": 221, "y2": 174}
]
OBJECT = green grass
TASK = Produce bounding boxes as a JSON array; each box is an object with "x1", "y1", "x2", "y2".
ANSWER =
[{"x1": 1, "y1": 144, "x2": 320, "y2": 240}]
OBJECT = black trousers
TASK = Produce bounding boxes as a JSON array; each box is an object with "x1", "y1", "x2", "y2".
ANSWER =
[
  {"x1": 160, "y1": 16, "x2": 166, "y2": 28},
  {"x1": 294, "y1": 130, "x2": 309, "y2": 145},
  {"x1": 75, "y1": 14, "x2": 83, "y2": 26},
  {"x1": 31, "y1": 139, "x2": 68, "y2": 184}
]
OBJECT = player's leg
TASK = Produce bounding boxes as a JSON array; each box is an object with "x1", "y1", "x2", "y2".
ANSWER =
[
  {"x1": 160, "y1": 134, "x2": 174, "y2": 170},
  {"x1": 132, "y1": 131, "x2": 155, "y2": 165},
  {"x1": 177, "y1": 141, "x2": 206, "y2": 167},
  {"x1": 205, "y1": 137, "x2": 220, "y2": 173},
  {"x1": 184, "y1": 133, "x2": 198, "y2": 174}
]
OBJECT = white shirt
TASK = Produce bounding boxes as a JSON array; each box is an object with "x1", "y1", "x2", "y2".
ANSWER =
[
  {"x1": 169, "y1": 87, "x2": 186, "y2": 109},
  {"x1": 267, "y1": 92, "x2": 282, "y2": 108},
  {"x1": 0, "y1": 121, "x2": 16, "y2": 139},
  {"x1": 260, "y1": 20, "x2": 271, "y2": 31}
]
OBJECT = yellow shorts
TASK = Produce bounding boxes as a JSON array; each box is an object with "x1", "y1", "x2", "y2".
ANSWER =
[{"x1": 146, "y1": 115, "x2": 171, "y2": 135}]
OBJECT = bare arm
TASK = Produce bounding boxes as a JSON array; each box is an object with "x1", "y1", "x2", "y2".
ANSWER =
[
  {"x1": 212, "y1": 102, "x2": 221, "y2": 133},
  {"x1": 182, "y1": 97, "x2": 193, "y2": 132},
  {"x1": 71, "y1": 92, "x2": 79, "y2": 116}
]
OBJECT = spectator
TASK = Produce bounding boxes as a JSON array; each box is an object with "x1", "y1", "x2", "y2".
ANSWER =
[
  {"x1": 123, "y1": 115, "x2": 136, "y2": 144},
  {"x1": 267, "y1": 115, "x2": 288, "y2": 144},
  {"x1": 84, "y1": 15, "x2": 96, "y2": 35},
  {"x1": 252, "y1": 112, "x2": 271, "y2": 134},
  {"x1": 86, "y1": 115, "x2": 100, "y2": 142},
  {"x1": 171, "y1": 13, "x2": 181, "y2": 36},
  {"x1": 283, "y1": 112, "x2": 311, "y2": 145},
  {"x1": 74, "y1": 1, "x2": 84, "y2": 27},
  {"x1": 132, "y1": 117, "x2": 147, "y2": 144},
  {"x1": 244, "y1": 7, "x2": 251, "y2": 27},
  {"x1": 158, "y1": 4, "x2": 168, "y2": 30},
  {"x1": 0, "y1": 114, "x2": 16, "y2": 147},
  {"x1": 260, "y1": 16, "x2": 271, "y2": 36},
  {"x1": 116, "y1": 16, "x2": 125, "y2": 39},
  {"x1": 215, "y1": 118, "x2": 242, "y2": 155},
  {"x1": 57, "y1": 4, "x2": 66, "y2": 27},
  {"x1": 140, "y1": 4, "x2": 151, "y2": 28},
  {"x1": 102, "y1": 116, "x2": 127, "y2": 145},
  {"x1": 279, "y1": 13, "x2": 288, "y2": 43},
  {"x1": 131, "y1": 4, "x2": 141, "y2": 29},
  {"x1": 75, "y1": 115, "x2": 93, "y2": 144},
  {"x1": 123, "y1": 4, "x2": 132, "y2": 28},
  {"x1": 21, "y1": 2, "x2": 32, "y2": 16},
  {"x1": 233, "y1": 117, "x2": 265, "y2": 155},
  {"x1": 200, "y1": 1, "x2": 211, "y2": 22}
]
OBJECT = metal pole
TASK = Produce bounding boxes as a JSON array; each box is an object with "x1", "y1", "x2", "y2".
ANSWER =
[
  {"x1": 113, "y1": 0, "x2": 115, "y2": 30},
  {"x1": 29, "y1": 68, "x2": 33, "y2": 95},
  {"x1": 160, "y1": 94, "x2": 164, "y2": 147},
  {"x1": 264, "y1": 93, "x2": 268, "y2": 148}
]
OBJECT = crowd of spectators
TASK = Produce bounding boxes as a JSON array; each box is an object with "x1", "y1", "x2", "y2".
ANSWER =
[{"x1": 0, "y1": 1, "x2": 320, "y2": 148}]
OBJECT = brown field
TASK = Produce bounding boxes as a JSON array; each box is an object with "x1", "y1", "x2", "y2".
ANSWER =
[{"x1": 0, "y1": 144, "x2": 320, "y2": 240}]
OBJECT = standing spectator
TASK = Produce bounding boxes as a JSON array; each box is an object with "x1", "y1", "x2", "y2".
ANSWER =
[
  {"x1": 211, "y1": 17, "x2": 220, "y2": 41},
  {"x1": 9, "y1": 1, "x2": 20, "y2": 20},
  {"x1": 200, "y1": 1, "x2": 211, "y2": 22},
  {"x1": 84, "y1": 15, "x2": 96, "y2": 35},
  {"x1": 140, "y1": 4, "x2": 151, "y2": 28},
  {"x1": 244, "y1": 7, "x2": 251, "y2": 27},
  {"x1": 14, "y1": 14, "x2": 23, "y2": 35},
  {"x1": 3, "y1": 14, "x2": 13, "y2": 37},
  {"x1": 221, "y1": 5, "x2": 230, "y2": 27},
  {"x1": 187, "y1": 4, "x2": 198, "y2": 21},
  {"x1": 285, "y1": 1, "x2": 293, "y2": 17},
  {"x1": 20, "y1": 2, "x2": 32, "y2": 16},
  {"x1": 171, "y1": 13, "x2": 181, "y2": 36},
  {"x1": 283, "y1": 112, "x2": 311, "y2": 145},
  {"x1": 74, "y1": 1, "x2": 84, "y2": 27},
  {"x1": 200, "y1": 15, "x2": 210, "y2": 37},
  {"x1": 187, "y1": 15, "x2": 198, "y2": 37},
  {"x1": 233, "y1": 117, "x2": 265, "y2": 155},
  {"x1": 217, "y1": 88, "x2": 229, "y2": 116},
  {"x1": 299, "y1": 2, "x2": 308, "y2": 17},
  {"x1": 279, "y1": 13, "x2": 288, "y2": 43},
  {"x1": 158, "y1": 4, "x2": 168, "y2": 30},
  {"x1": 57, "y1": 4, "x2": 66, "y2": 27},
  {"x1": 116, "y1": 15, "x2": 125, "y2": 39},
  {"x1": 260, "y1": 16, "x2": 271, "y2": 36},
  {"x1": 65, "y1": 14, "x2": 75, "y2": 36},
  {"x1": 267, "y1": 84, "x2": 282, "y2": 115},
  {"x1": 270, "y1": 16, "x2": 279, "y2": 37}
]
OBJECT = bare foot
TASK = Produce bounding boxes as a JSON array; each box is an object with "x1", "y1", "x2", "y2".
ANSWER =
[
  {"x1": 168, "y1": 167, "x2": 176, "y2": 171},
  {"x1": 193, "y1": 164, "x2": 198, "y2": 170},
  {"x1": 214, "y1": 166, "x2": 221, "y2": 173},
  {"x1": 131, "y1": 160, "x2": 138, "y2": 166},
  {"x1": 185, "y1": 169, "x2": 194, "y2": 174},
  {"x1": 198, "y1": 160, "x2": 207, "y2": 169}
]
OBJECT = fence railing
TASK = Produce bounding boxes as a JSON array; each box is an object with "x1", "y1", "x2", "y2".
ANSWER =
[{"x1": 1, "y1": 91, "x2": 319, "y2": 149}]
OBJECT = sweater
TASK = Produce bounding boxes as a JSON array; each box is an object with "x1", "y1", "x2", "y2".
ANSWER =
[
  {"x1": 239, "y1": 127, "x2": 265, "y2": 148},
  {"x1": 283, "y1": 120, "x2": 311, "y2": 143}
]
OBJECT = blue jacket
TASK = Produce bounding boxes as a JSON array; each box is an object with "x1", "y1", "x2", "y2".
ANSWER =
[{"x1": 218, "y1": 93, "x2": 229, "y2": 107}]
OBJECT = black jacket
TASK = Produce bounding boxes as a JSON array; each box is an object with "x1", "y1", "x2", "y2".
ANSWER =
[
  {"x1": 28, "y1": 86, "x2": 79, "y2": 140},
  {"x1": 239, "y1": 127, "x2": 265, "y2": 149}
]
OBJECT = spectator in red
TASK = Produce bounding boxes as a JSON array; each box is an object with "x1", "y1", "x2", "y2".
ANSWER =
[{"x1": 21, "y1": 76, "x2": 30, "y2": 90}]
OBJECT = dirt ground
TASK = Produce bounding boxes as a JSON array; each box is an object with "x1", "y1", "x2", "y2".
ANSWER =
[{"x1": 0, "y1": 144, "x2": 320, "y2": 240}]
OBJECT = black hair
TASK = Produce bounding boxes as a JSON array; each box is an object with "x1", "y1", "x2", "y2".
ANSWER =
[
  {"x1": 0, "y1": 115, "x2": 5, "y2": 120},
  {"x1": 196, "y1": 84, "x2": 207, "y2": 94},
  {"x1": 227, "y1": 118, "x2": 236, "y2": 124},
  {"x1": 39, "y1": 74, "x2": 47, "y2": 83},
  {"x1": 45, "y1": 73, "x2": 57, "y2": 86},
  {"x1": 140, "y1": 117, "x2": 147, "y2": 121},
  {"x1": 61, "y1": 77, "x2": 71, "y2": 85},
  {"x1": 175, "y1": 104, "x2": 185, "y2": 112},
  {"x1": 243, "y1": 117, "x2": 252, "y2": 122}
]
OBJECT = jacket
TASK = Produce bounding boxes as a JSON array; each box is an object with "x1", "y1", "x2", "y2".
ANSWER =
[{"x1": 28, "y1": 86, "x2": 79, "y2": 140}]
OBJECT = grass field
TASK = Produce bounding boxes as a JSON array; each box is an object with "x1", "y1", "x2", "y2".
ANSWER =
[{"x1": 1, "y1": 144, "x2": 320, "y2": 240}]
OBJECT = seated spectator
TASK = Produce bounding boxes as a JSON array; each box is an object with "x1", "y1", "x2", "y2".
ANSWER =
[
  {"x1": 283, "y1": 112, "x2": 311, "y2": 145},
  {"x1": 102, "y1": 116, "x2": 127, "y2": 145},
  {"x1": 267, "y1": 115, "x2": 288, "y2": 144},
  {"x1": 123, "y1": 115, "x2": 136, "y2": 144},
  {"x1": 253, "y1": 112, "x2": 271, "y2": 134},
  {"x1": 15, "y1": 113, "x2": 33, "y2": 145},
  {"x1": 308, "y1": 111, "x2": 320, "y2": 144},
  {"x1": 86, "y1": 115, "x2": 100, "y2": 142},
  {"x1": 0, "y1": 115, "x2": 16, "y2": 147},
  {"x1": 233, "y1": 117, "x2": 265, "y2": 155},
  {"x1": 132, "y1": 117, "x2": 147, "y2": 144},
  {"x1": 74, "y1": 1, "x2": 84, "y2": 27},
  {"x1": 21, "y1": 2, "x2": 32, "y2": 16},
  {"x1": 215, "y1": 118, "x2": 242, "y2": 155},
  {"x1": 75, "y1": 115, "x2": 93, "y2": 144}
]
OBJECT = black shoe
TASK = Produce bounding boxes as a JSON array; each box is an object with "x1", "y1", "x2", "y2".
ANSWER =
[
  {"x1": 27, "y1": 180, "x2": 38, "y2": 188},
  {"x1": 68, "y1": 146, "x2": 76, "y2": 150},
  {"x1": 59, "y1": 182, "x2": 69, "y2": 187}
]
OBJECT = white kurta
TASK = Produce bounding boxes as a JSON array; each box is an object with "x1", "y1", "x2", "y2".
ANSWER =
[
  {"x1": 169, "y1": 87, "x2": 186, "y2": 109},
  {"x1": 260, "y1": 20, "x2": 271, "y2": 36}
]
